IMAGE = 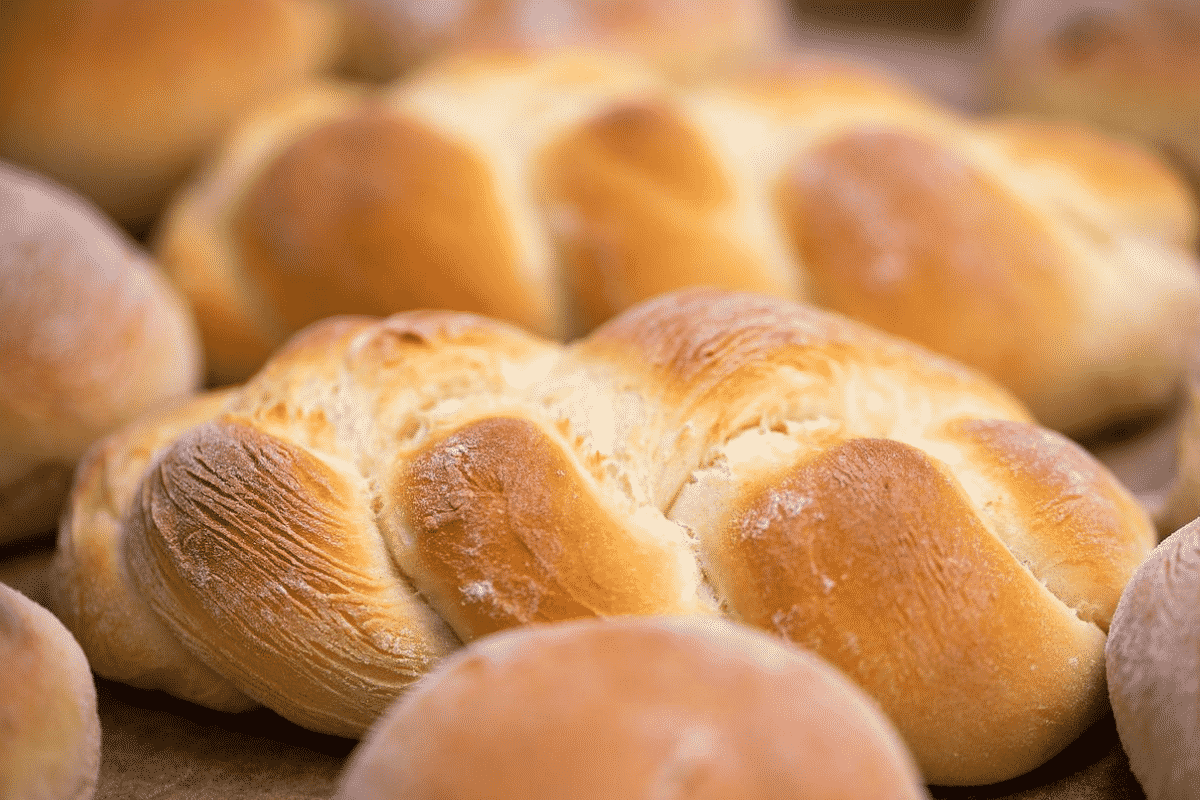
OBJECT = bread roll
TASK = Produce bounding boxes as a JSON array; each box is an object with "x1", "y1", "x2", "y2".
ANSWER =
[
  {"x1": 0, "y1": 0, "x2": 343, "y2": 230},
  {"x1": 987, "y1": 0, "x2": 1200, "y2": 186},
  {"x1": 0, "y1": 582, "x2": 101, "y2": 800},
  {"x1": 155, "y1": 48, "x2": 1200, "y2": 437},
  {"x1": 1106, "y1": 516, "x2": 1200, "y2": 800},
  {"x1": 336, "y1": 616, "x2": 929, "y2": 800},
  {"x1": 53, "y1": 288, "x2": 1155, "y2": 784},
  {"x1": 0, "y1": 161, "x2": 203, "y2": 545},
  {"x1": 337, "y1": 0, "x2": 787, "y2": 83}
]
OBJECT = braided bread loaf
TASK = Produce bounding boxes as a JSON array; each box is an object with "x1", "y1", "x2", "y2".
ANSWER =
[
  {"x1": 52, "y1": 287, "x2": 1155, "y2": 786},
  {"x1": 155, "y1": 49, "x2": 1200, "y2": 437}
]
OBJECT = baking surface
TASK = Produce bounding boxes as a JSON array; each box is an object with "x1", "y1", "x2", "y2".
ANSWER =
[{"x1": 3, "y1": 2, "x2": 1187, "y2": 797}]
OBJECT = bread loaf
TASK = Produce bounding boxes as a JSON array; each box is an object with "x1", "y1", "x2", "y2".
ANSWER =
[
  {"x1": 1, "y1": 582, "x2": 101, "y2": 800},
  {"x1": 338, "y1": 0, "x2": 787, "y2": 82},
  {"x1": 0, "y1": 161, "x2": 203, "y2": 545},
  {"x1": 335, "y1": 616, "x2": 929, "y2": 800},
  {"x1": 987, "y1": 0, "x2": 1200, "y2": 187},
  {"x1": 52, "y1": 287, "x2": 1156, "y2": 785},
  {"x1": 155, "y1": 48, "x2": 1200, "y2": 437},
  {"x1": 1106, "y1": 516, "x2": 1200, "y2": 800},
  {"x1": 0, "y1": 0, "x2": 343, "y2": 230}
]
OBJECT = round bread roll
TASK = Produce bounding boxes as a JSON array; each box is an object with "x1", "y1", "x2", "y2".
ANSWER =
[
  {"x1": 337, "y1": 0, "x2": 787, "y2": 83},
  {"x1": 0, "y1": 161, "x2": 204, "y2": 545},
  {"x1": 0, "y1": 582, "x2": 101, "y2": 800},
  {"x1": 335, "y1": 616, "x2": 929, "y2": 800},
  {"x1": 1106, "y1": 516, "x2": 1200, "y2": 800},
  {"x1": 53, "y1": 288, "x2": 1156, "y2": 785},
  {"x1": 987, "y1": 0, "x2": 1200, "y2": 186},
  {"x1": 154, "y1": 48, "x2": 1200, "y2": 437},
  {"x1": 0, "y1": 0, "x2": 344, "y2": 230}
]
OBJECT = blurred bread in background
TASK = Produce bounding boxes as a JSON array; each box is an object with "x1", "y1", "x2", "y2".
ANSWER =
[
  {"x1": 0, "y1": 161, "x2": 203, "y2": 545},
  {"x1": 1152, "y1": 347, "x2": 1200, "y2": 535},
  {"x1": 338, "y1": 0, "x2": 789, "y2": 83},
  {"x1": 785, "y1": 0, "x2": 987, "y2": 110},
  {"x1": 986, "y1": 0, "x2": 1200, "y2": 188},
  {"x1": 0, "y1": 0, "x2": 788, "y2": 234},
  {"x1": 0, "y1": 0, "x2": 344, "y2": 231},
  {"x1": 154, "y1": 47, "x2": 1200, "y2": 438}
]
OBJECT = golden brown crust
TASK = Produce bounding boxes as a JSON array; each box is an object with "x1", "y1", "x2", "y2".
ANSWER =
[
  {"x1": 126, "y1": 418, "x2": 460, "y2": 737},
  {"x1": 0, "y1": 0, "x2": 342, "y2": 228},
  {"x1": 940, "y1": 418, "x2": 1156, "y2": 631},
  {"x1": 235, "y1": 104, "x2": 553, "y2": 335},
  {"x1": 150, "y1": 80, "x2": 370, "y2": 385},
  {"x1": 539, "y1": 98, "x2": 790, "y2": 330},
  {"x1": 566, "y1": 288, "x2": 1035, "y2": 516},
  {"x1": 580, "y1": 287, "x2": 1029, "y2": 415},
  {"x1": 49, "y1": 389, "x2": 254, "y2": 713},
  {"x1": 336, "y1": 616, "x2": 929, "y2": 800},
  {"x1": 397, "y1": 415, "x2": 705, "y2": 641},
  {"x1": 57, "y1": 288, "x2": 1156, "y2": 784},
  {"x1": 153, "y1": 219, "x2": 284, "y2": 387},
  {"x1": 982, "y1": 118, "x2": 1199, "y2": 247},
  {"x1": 157, "y1": 50, "x2": 1200, "y2": 438},
  {"x1": 777, "y1": 126, "x2": 1080, "y2": 405},
  {"x1": 703, "y1": 437, "x2": 1108, "y2": 785}
]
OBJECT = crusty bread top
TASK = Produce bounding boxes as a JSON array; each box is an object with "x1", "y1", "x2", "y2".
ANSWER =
[{"x1": 50, "y1": 388, "x2": 256, "y2": 715}]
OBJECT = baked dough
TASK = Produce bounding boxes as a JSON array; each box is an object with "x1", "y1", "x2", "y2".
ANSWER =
[{"x1": 53, "y1": 288, "x2": 1156, "y2": 785}]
